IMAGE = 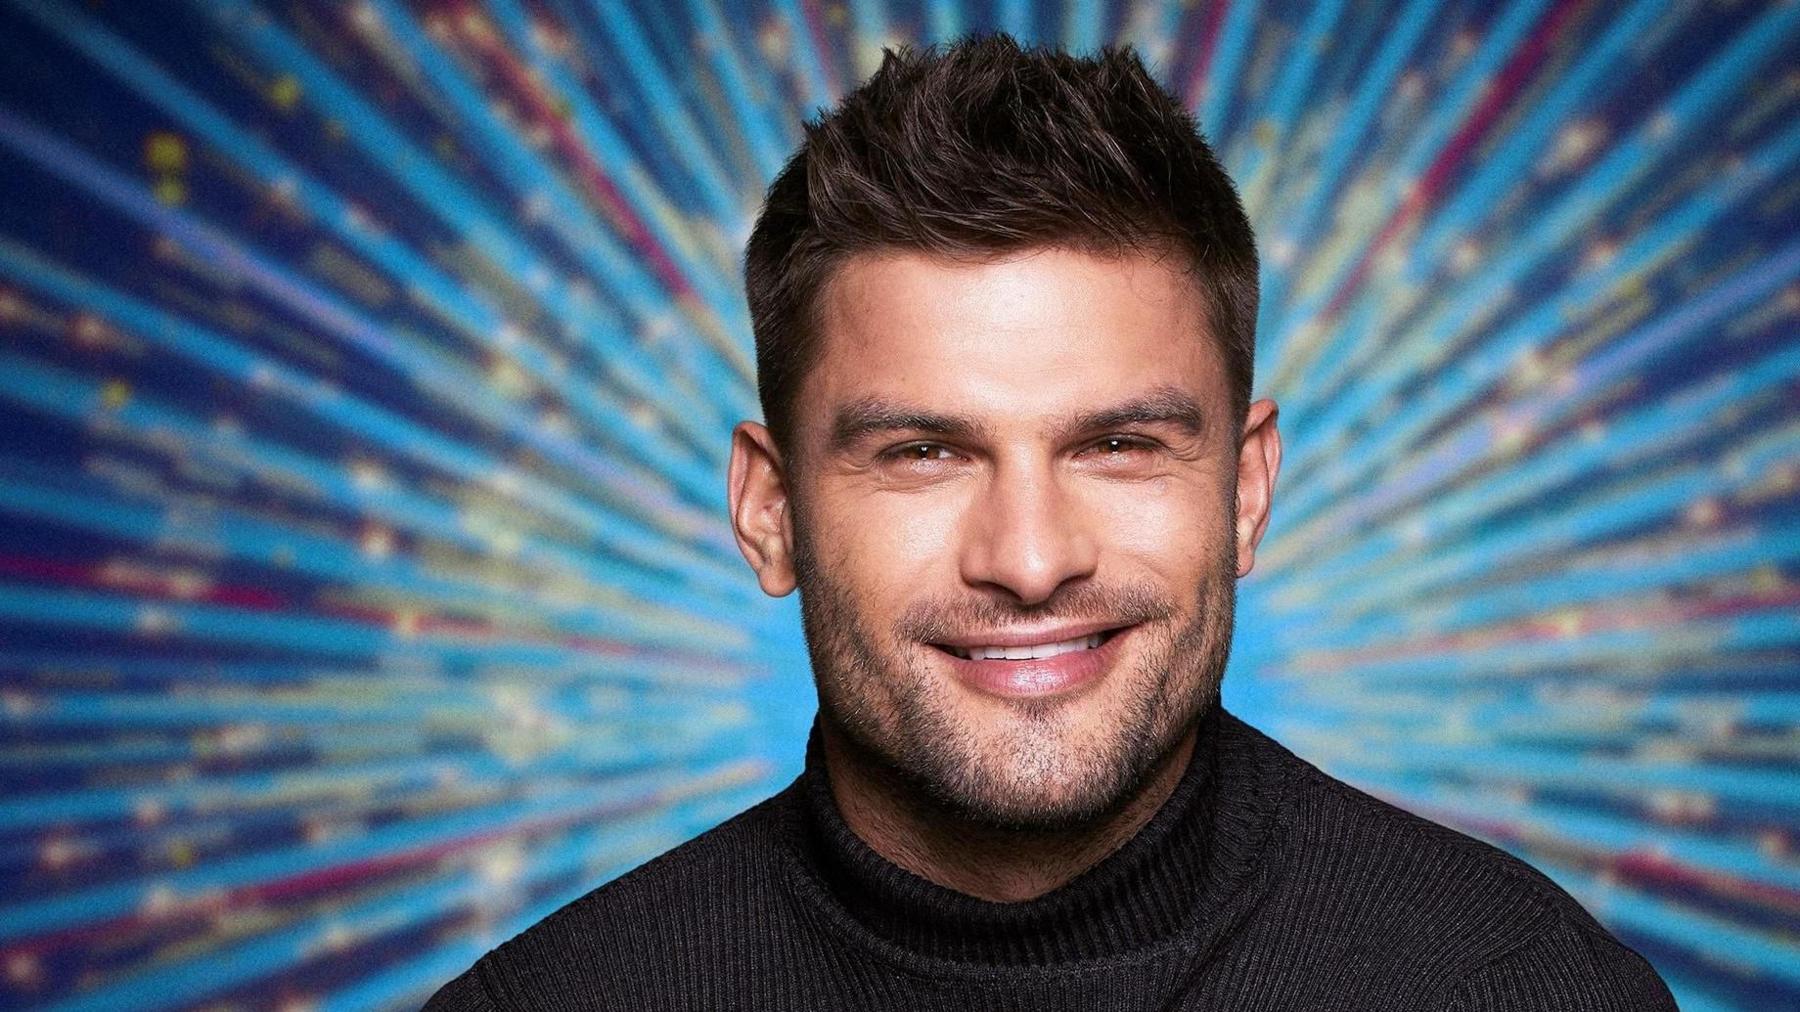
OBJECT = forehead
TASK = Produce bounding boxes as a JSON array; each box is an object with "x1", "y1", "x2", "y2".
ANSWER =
[{"x1": 799, "y1": 248, "x2": 1225, "y2": 438}]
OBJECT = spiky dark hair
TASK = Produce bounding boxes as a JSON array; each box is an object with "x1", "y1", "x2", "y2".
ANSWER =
[{"x1": 744, "y1": 34, "x2": 1258, "y2": 450}]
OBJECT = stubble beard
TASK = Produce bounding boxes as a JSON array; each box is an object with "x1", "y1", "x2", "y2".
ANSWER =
[{"x1": 792, "y1": 514, "x2": 1237, "y2": 833}]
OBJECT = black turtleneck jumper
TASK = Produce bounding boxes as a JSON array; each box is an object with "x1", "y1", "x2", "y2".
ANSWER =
[{"x1": 424, "y1": 709, "x2": 1675, "y2": 1010}]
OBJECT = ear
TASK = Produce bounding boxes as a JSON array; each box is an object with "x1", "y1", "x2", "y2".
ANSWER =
[
  {"x1": 1233, "y1": 398, "x2": 1282, "y2": 578},
  {"x1": 727, "y1": 421, "x2": 798, "y2": 596}
]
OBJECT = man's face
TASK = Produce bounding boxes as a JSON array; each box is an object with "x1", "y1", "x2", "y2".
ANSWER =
[{"x1": 730, "y1": 247, "x2": 1279, "y2": 831}]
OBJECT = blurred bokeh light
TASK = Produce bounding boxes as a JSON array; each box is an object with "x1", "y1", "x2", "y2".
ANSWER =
[{"x1": 0, "y1": 1, "x2": 1794, "y2": 1009}]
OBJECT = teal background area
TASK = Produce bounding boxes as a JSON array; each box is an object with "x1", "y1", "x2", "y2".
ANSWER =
[{"x1": 0, "y1": 1, "x2": 1794, "y2": 1008}]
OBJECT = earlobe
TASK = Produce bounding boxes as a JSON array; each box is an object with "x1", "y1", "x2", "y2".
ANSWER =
[
  {"x1": 727, "y1": 421, "x2": 799, "y2": 597},
  {"x1": 1233, "y1": 399, "x2": 1283, "y2": 579}
]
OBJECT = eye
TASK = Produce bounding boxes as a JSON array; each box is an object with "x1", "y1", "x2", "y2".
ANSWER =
[
  {"x1": 1076, "y1": 435, "x2": 1165, "y2": 474},
  {"x1": 881, "y1": 442, "x2": 960, "y2": 463},
  {"x1": 1084, "y1": 435, "x2": 1155, "y2": 457}
]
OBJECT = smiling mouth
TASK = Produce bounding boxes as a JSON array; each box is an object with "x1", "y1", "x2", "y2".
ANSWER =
[{"x1": 931, "y1": 627, "x2": 1127, "y2": 661}]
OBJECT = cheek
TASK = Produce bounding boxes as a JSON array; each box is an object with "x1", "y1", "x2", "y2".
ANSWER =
[
  {"x1": 811, "y1": 486, "x2": 965, "y2": 604},
  {"x1": 1088, "y1": 479, "x2": 1231, "y2": 571}
]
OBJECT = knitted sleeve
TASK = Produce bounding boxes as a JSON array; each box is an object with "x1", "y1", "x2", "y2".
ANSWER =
[
  {"x1": 1432, "y1": 915, "x2": 1677, "y2": 1012},
  {"x1": 420, "y1": 967, "x2": 502, "y2": 1012}
]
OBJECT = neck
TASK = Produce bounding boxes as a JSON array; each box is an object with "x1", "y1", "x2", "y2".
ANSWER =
[{"x1": 818, "y1": 722, "x2": 1198, "y2": 902}]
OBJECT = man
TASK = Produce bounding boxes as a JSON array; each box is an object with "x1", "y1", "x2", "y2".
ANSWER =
[{"x1": 427, "y1": 36, "x2": 1675, "y2": 1011}]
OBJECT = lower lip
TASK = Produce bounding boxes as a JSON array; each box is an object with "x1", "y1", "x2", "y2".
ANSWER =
[{"x1": 934, "y1": 626, "x2": 1135, "y2": 699}]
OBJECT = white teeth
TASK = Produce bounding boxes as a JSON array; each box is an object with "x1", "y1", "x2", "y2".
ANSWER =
[{"x1": 951, "y1": 633, "x2": 1104, "y2": 660}]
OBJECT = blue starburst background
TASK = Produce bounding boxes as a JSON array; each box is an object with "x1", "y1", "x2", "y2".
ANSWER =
[{"x1": 0, "y1": 1, "x2": 1795, "y2": 1009}]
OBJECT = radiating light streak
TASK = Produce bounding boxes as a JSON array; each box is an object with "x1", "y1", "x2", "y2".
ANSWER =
[
  {"x1": 1384, "y1": 787, "x2": 1800, "y2": 899},
  {"x1": 359, "y1": 0, "x2": 755, "y2": 395},
  {"x1": 36, "y1": 771, "x2": 768, "y2": 1012},
  {"x1": 0, "y1": 478, "x2": 749, "y2": 653},
  {"x1": 677, "y1": 0, "x2": 794, "y2": 180},
  {"x1": 0, "y1": 107, "x2": 735, "y2": 553},
  {"x1": 1230, "y1": 0, "x2": 1350, "y2": 219},
  {"x1": 3, "y1": 754, "x2": 752, "y2": 946},
  {"x1": 770, "y1": 0, "x2": 838, "y2": 112},
  {"x1": 187, "y1": 0, "x2": 736, "y2": 453},
  {"x1": 1251, "y1": 0, "x2": 1440, "y2": 327},
  {"x1": 1547, "y1": 868, "x2": 1800, "y2": 992},
  {"x1": 1279, "y1": 216, "x2": 1800, "y2": 537},
  {"x1": 0, "y1": 346, "x2": 751, "y2": 609},
  {"x1": 10, "y1": 0, "x2": 730, "y2": 504},
  {"x1": 1195, "y1": 0, "x2": 1252, "y2": 136},
  {"x1": 1265, "y1": 343, "x2": 1800, "y2": 589},
  {"x1": 1260, "y1": 0, "x2": 1561, "y2": 381}
]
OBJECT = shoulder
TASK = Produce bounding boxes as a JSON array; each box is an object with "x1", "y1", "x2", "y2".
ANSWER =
[
  {"x1": 1280, "y1": 748, "x2": 1597, "y2": 939},
  {"x1": 1431, "y1": 914, "x2": 1678, "y2": 1011},
  {"x1": 1224, "y1": 719, "x2": 1672, "y2": 1006},
  {"x1": 1235, "y1": 717, "x2": 1595, "y2": 932},
  {"x1": 423, "y1": 783, "x2": 800, "y2": 1011}
]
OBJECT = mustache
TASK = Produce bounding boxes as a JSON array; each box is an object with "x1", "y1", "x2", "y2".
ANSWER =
[{"x1": 894, "y1": 582, "x2": 1179, "y2": 643}]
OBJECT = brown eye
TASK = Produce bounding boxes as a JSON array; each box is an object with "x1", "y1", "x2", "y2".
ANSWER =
[
  {"x1": 1090, "y1": 436, "x2": 1150, "y2": 456},
  {"x1": 886, "y1": 442, "x2": 956, "y2": 463}
]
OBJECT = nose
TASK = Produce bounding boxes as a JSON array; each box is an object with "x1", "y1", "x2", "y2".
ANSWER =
[{"x1": 958, "y1": 461, "x2": 1099, "y2": 606}]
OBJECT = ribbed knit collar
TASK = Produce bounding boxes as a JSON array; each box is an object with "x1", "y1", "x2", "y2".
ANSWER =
[{"x1": 788, "y1": 704, "x2": 1277, "y2": 968}]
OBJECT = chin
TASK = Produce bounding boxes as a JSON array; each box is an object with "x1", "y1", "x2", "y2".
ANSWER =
[
  {"x1": 915, "y1": 717, "x2": 1171, "y2": 831},
  {"x1": 932, "y1": 766, "x2": 1143, "y2": 832}
]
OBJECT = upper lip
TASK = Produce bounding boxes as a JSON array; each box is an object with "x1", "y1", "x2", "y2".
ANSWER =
[{"x1": 930, "y1": 620, "x2": 1134, "y2": 649}]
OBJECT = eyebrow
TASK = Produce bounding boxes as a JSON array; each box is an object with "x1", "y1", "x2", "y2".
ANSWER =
[
  {"x1": 825, "y1": 385, "x2": 1208, "y2": 454},
  {"x1": 1064, "y1": 386, "x2": 1209, "y2": 440},
  {"x1": 827, "y1": 399, "x2": 990, "y2": 454}
]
